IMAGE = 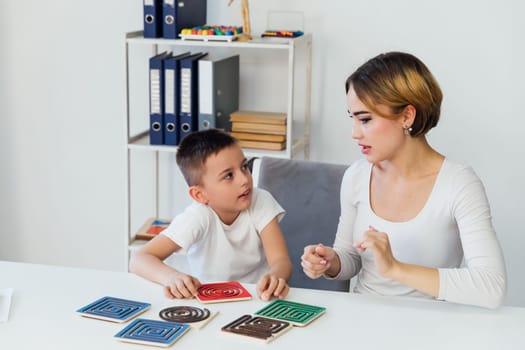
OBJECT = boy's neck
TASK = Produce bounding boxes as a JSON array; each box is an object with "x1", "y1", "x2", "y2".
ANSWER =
[{"x1": 210, "y1": 206, "x2": 241, "y2": 226}]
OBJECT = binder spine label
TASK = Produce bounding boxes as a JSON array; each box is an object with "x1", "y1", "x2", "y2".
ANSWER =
[
  {"x1": 150, "y1": 69, "x2": 161, "y2": 114},
  {"x1": 180, "y1": 68, "x2": 191, "y2": 114},
  {"x1": 198, "y1": 61, "x2": 213, "y2": 114},
  {"x1": 165, "y1": 70, "x2": 175, "y2": 114}
]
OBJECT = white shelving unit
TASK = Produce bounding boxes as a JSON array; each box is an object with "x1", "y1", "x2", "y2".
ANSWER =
[{"x1": 124, "y1": 31, "x2": 312, "y2": 267}]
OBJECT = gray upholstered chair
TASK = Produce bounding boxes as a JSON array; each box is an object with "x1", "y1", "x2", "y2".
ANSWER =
[{"x1": 254, "y1": 156, "x2": 351, "y2": 292}]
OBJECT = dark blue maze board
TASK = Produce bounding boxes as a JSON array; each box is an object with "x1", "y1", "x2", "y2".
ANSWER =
[
  {"x1": 76, "y1": 296, "x2": 151, "y2": 323},
  {"x1": 114, "y1": 318, "x2": 191, "y2": 347}
]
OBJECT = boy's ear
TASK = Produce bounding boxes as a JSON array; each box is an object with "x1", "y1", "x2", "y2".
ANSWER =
[{"x1": 189, "y1": 185, "x2": 209, "y2": 205}]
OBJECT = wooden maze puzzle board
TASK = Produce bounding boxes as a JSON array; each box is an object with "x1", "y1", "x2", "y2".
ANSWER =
[
  {"x1": 114, "y1": 318, "x2": 190, "y2": 347},
  {"x1": 76, "y1": 296, "x2": 150, "y2": 323},
  {"x1": 221, "y1": 314, "x2": 293, "y2": 343},
  {"x1": 196, "y1": 281, "x2": 252, "y2": 304},
  {"x1": 255, "y1": 299, "x2": 326, "y2": 326},
  {"x1": 159, "y1": 306, "x2": 218, "y2": 329}
]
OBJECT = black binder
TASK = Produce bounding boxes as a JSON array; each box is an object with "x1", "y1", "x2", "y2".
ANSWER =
[
  {"x1": 163, "y1": 52, "x2": 191, "y2": 146},
  {"x1": 198, "y1": 55, "x2": 240, "y2": 132},
  {"x1": 143, "y1": 0, "x2": 162, "y2": 38},
  {"x1": 149, "y1": 51, "x2": 170, "y2": 145},
  {"x1": 163, "y1": 0, "x2": 207, "y2": 39},
  {"x1": 179, "y1": 52, "x2": 208, "y2": 141}
]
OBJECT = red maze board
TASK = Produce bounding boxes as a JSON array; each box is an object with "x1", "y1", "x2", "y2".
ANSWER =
[{"x1": 196, "y1": 281, "x2": 252, "y2": 304}]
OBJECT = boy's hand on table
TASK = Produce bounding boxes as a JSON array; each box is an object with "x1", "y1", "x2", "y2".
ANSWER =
[
  {"x1": 257, "y1": 274, "x2": 289, "y2": 301},
  {"x1": 164, "y1": 272, "x2": 201, "y2": 299}
]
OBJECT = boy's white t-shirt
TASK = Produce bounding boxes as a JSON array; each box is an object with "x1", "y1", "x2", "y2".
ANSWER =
[{"x1": 162, "y1": 188, "x2": 285, "y2": 283}]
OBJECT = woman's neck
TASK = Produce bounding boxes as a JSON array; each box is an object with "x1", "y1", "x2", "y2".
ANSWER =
[{"x1": 375, "y1": 137, "x2": 444, "y2": 180}]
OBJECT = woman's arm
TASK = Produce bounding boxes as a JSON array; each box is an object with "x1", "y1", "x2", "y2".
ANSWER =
[
  {"x1": 437, "y1": 171, "x2": 506, "y2": 308},
  {"x1": 330, "y1": 166, "x2": 363, "y2": 279},
  {"x1": 353, "y1": 227, "x2": 440, "y2": 296}
]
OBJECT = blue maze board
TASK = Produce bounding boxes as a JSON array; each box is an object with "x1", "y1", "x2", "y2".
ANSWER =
[
  {"x1": 115, "y1": 318, "x2": 190, "y2": 347},
  {"x1": 221, "y1": 315, "x2": 292, "y2": 343},
  {"x1": 255, "y1": 299, "x2": 326, "y2": 326},
  {"x1": 76, "y1": 296, "x2": 150, "y2": 323}
]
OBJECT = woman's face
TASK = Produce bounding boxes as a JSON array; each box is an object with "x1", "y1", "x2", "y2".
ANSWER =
[{"x1": 347, "y1": 87, "x2": 405, "y2": 163}]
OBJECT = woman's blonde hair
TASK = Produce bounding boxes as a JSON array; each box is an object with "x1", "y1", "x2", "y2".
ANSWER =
[{"x1": 345, "y1": 52, "x2": 442, "y2": 136}]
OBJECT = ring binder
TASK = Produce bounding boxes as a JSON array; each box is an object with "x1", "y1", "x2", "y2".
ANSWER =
[
  {"x1": 163, "y1": 0, "x2": 207, "y2": 39},
  {"x1": 164, "y1": 52, "x2": 191, "y2": 146},
  {"x1": 143, "y1": 0, "x2": 162, "y2": 38},
  {"x1": 149, "y1": 51, "x2": 171, "y2": 145},
  {"x1": 198, "y1": 55, "x2": 240, "y2": 132},
  {"x1": 179, "y1": 52, "x2": 208, "y2": 140}
]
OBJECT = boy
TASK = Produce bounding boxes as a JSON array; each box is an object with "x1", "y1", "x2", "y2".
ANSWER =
[{"x1": 129, "y1": 129, "x2": 292, "y2": 301}]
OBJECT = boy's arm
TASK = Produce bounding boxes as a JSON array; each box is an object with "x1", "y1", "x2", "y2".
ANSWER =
[
  {"x1": 129, "y1": 234, "x2": 200, "y2": 298},
  {"x1": 258, "y1": 217, "x2": 292, "y2": 299}
]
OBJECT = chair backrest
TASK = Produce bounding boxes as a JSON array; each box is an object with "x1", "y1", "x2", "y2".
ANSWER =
[{"x1": 255, "y1": 156, "x2": 350, "y2": 292}]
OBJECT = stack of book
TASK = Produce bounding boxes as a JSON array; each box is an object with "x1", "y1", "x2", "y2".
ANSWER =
[{"x1": 230, "y1": 110, "x2": 287, "y2": 151}]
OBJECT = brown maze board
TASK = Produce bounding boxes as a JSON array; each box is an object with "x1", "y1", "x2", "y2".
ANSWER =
[{"x1": 221, "y1": 314, "x2": 293, "y2": 343}]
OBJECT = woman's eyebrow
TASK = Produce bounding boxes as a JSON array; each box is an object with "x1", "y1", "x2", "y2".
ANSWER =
[{"x1": 348, "y1": 110, "x2": 371, "y2": 118}]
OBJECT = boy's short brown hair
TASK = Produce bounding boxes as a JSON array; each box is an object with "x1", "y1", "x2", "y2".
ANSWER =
[{"x1": 176, "y1": 129, "x2": 238, "y2": 186}]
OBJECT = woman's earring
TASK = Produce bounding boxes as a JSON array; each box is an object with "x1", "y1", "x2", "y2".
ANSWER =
[{"x1": 404, "y1": 126, "x2": 413, "y2": 136}]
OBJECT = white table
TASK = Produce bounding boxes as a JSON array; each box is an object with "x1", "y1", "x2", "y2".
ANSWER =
[{"x1": 1, "y1": 261, "x2": 524, "y2": 349}]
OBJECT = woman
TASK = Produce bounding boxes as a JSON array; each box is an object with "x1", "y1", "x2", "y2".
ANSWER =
[{"x1": 301, "y1": 52, "x2": 506, "y2": 309}]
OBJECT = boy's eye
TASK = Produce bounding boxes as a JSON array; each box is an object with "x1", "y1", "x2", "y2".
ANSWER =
[{"x1": 224, "y1": 172, "x2": 233, "y2": 180}]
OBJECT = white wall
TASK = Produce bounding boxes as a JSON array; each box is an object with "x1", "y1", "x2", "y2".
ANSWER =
[{"x1": 1, "y1": 0, "x2": 523, "y2": 306}]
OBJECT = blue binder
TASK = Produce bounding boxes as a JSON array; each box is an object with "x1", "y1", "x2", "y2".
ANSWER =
[
  {"x1": 179, "y1": 52, "x2": 208, "y2": 141},
  {"x1": 149, "y1": 51, "x2": 171, "y2": 145},
  {"x1": 143, "y1": 0, "x2": 162, "y2": 38},
  {"x1": 163, "y1": 52, "x2": 191, "y2": 146},
  {"x1": 198, "y1": 55, "x2": 240, "y2": 132},
  {"x1": 163, "y1": 0, "x2": 207, "y2": 39}
]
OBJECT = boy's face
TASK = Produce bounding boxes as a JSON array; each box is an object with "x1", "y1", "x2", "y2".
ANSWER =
[{"x1": 197, "y1": 144, "x2": 253, "y2": 224}]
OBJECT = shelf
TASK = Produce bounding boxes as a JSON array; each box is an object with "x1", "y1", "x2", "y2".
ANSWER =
[
  {"x1": 126, "y1": 31, "x2": 311, "y2": 51},
  {"x1": 127, "y1": 131, "x2": 303, "y2": 159},
  {"x1": 128, "y1": 131, "x2": 178, "y2": 153}
]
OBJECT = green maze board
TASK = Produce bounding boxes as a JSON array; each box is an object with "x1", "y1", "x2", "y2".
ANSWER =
[{"x1": 255, "y1": 300, "x2": 326, "y2": 327}]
